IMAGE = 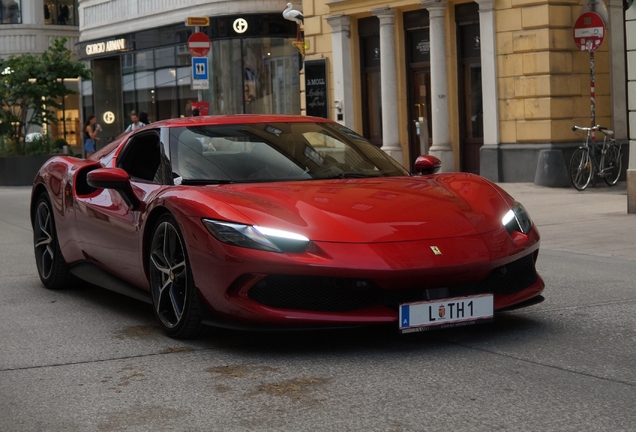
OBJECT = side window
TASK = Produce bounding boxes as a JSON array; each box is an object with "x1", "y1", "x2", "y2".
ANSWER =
[{"x1": 117, "y1": 131, "x2": 164, "y2": 183}]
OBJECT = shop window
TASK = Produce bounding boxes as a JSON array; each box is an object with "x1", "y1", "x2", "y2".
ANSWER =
[
  {"x1": 50, "y1": 80, "x2": 80, "y2": 148},
  {"x1": 1, "y1": 0, "x2": 21, "y2": 24},
  {"x1": 154, "y1": 47, "x2": 176, "y2": 69},
  {"x1": 176, "y1": 44, "x2": 191, "y2": 66},
  {"x1": 44, "y1": 0, "x2": 78, "y2": 26},
  {"x1": 207, "y1": 37, "x2": 300, "y2": 116},
  {"x1": 135, "y1": 51, "x2": 154, "y2": 72}
]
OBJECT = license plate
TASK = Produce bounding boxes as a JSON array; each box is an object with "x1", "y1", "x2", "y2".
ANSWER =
[{"x1": 399, "y1": 294, "x2": 494, "y2": 333}]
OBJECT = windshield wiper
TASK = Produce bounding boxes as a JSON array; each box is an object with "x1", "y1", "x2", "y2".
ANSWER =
[
  {"x1": 179, "y1": 179, "x2": 235, "y2": 185},
  {"x1": 321, "y1": 173, "x2": 381, "y2": 179}
]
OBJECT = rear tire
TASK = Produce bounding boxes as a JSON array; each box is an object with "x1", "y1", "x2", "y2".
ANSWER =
[
  {"x1": 33, "y1": 193, "x2": 77, "y2": 289},
  {"x1": 148, "y1": 214, "x2": 204, "y2": 339},
  {"x1": 569, "y1": 148, "x2": 593, "y2": 191},
  {"x1": 602, "y1": 145, "x2": 622, "y2": 186}
]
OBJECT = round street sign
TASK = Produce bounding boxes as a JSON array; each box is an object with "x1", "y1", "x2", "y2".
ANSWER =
[
  {"x1": 187, "y1": 32, "x2": 211, "y2": 57},
  {"x1": 573, "y1": 12, "x2": 605, "y2": 52}
]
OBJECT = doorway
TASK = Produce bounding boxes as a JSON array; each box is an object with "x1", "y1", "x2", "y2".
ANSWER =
[
  {"x1": 92, "y1": 57, "x2": 123, "y2": 147},
  {"x1": 359, "y1": 17, "x2": 382, "y2": 147},
  {"x1": 405, "y1": 11, "x2": 432, "y2": 169},
  {"x1": 456, "y1": 3, "x2": 483, "y2": 174}
]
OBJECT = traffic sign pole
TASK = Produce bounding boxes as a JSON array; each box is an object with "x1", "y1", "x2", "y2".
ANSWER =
[
  {"x1": 187, "y1": 27, "x2": 212, "y2": 105},
  {"x1": 590, "y1": 52, "x2": 595, "y2": 141},
  {"x1": 572, "y1": 10, "x2": 605, "y2": 141},
  {"x1": 196, "y1": 25, "x2": 202, "y2": 103}
]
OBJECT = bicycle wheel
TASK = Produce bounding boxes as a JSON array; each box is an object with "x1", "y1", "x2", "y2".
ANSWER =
[
  {"x1": 569, "y1": 148, "x2": 593, "y2": 191},
  {"x1": 601, "y1": 144, "x2": 622, "y2": 186}
]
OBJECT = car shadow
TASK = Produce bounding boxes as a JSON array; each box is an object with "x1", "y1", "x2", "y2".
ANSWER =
[
  {"x1": 53, "y1": 281, "x2": 546, "y2": 357},
  {"x1": 197, "y1": 312, "x2": 545, "y2": 358}
]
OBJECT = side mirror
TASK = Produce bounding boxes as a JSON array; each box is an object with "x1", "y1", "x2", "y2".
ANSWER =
[
  {"x1": 413, "y1": 155, "x2": 442, "y2": 175},
  {"x1": 87, "y1": 168, "x2": 142, "y2": 210}
]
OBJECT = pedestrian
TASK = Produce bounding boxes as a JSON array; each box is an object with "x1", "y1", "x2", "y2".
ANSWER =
[
  {"x1": 138, "y1": 111, "x2": 149, "y2": 125},
  {"x1": 124, "y1": 110, "x2": 146, "y2": 133},
  {"x1": 245, "y1": 84, "x2": 256, "y2": 114},
  {"x1": 83, "y1": 114, "x2": 101, "y2": 158}
]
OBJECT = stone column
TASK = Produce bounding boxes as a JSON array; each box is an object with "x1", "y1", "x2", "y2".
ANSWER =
[
  {"x1": 474, "y1": 0, "x2": 501, "y2": 180},
  {"x1": 371, "y1": 8, "x2": 402, "y2": 163},
  {"x1": 625, "y1": 3, "x2": 636, "y2": 213},
  {"x1": 607, "y1": 0, "x2": 628, "y2": 140},
  {"x1": 326, "y1": 15, "x2": 354, "y2": 128},
  {"x1": 421, "y1": 1, "x2": 453, "y2": 172}
]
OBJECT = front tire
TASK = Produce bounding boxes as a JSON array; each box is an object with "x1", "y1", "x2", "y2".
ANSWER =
[
  {"x1": 602, "y1": 145, "x2": 622, "y2": 186},
  {"x1": 569, "y1": 148, "x2": 593, "y2": 191},
  {"x1": 148, "y1": 214, "x2": 203, "y2": 339},
  {"x1": 33, "y1": 193, "x2": 76, "y2": 289}
]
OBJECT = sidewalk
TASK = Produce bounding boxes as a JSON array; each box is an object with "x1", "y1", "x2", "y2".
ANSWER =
[{"x1": 497, "y1": 182, "x2": 636, "y2": 261}]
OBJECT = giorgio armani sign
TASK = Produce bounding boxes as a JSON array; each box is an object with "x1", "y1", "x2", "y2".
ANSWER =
[{"x1": 78, "y1": 35, "x2": 134, "y2": 59}]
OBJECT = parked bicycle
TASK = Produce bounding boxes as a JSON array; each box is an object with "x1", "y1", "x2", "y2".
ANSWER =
[{"x1": 569, "y1": 125, "x2": 622, "y2": 191}]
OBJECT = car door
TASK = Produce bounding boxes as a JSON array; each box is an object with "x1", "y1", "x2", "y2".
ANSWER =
[{"x1": 74, "y1": 129, "x2": 168, "y2": 289}]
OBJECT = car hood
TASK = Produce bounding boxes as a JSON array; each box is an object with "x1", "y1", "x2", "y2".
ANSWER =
[{"x1": 194, "y1": 174, "x2": 511, "y2": 243}]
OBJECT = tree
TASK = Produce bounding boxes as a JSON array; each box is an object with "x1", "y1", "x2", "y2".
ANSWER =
[{"x1": 0, "y1": 37, "x2": 91, "y2": 146}]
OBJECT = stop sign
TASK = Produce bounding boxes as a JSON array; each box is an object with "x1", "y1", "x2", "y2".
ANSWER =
[
  {"x1": 573, "y1": 12, "x2": 605, "y2": 52},
  {"x1": 187, "y1": 32, "x2": 211, "y2": 57}
]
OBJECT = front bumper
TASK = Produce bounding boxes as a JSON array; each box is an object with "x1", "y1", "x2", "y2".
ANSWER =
[{"x1": 183, "y1": 215, "x2": 544, "y2": 328}]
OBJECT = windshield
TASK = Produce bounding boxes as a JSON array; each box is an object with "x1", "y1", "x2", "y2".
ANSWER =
[{"x1": 168, "y1": 122, "x2": 408, "y2": 184}]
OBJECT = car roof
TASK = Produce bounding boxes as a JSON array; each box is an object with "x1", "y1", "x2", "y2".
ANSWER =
[{"x1": 149, "y1": 114, "x2": 334, "y2": 129}]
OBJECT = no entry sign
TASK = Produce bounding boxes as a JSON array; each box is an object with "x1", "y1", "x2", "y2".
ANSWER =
[
  {"x1": 187, "y1": 32, "x2": 211, "y2": 57},
  {"x1": 573, "y1": 12, "x2": 605, "y2": 52}
]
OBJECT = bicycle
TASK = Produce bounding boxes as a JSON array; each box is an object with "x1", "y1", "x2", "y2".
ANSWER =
[{"x1": 569, "y1": 125, "x2": 622, "y2": 191}]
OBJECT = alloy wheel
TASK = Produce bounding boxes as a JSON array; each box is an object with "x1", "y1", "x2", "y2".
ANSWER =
[
  {"x1": 34, "y1": 201, "x2": 55, "y2": 280},
  {"x1": 149, "y1": 221, "x2": 188, "y2": 329}
]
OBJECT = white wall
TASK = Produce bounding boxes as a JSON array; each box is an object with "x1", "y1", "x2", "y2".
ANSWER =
[{"x1": 79, "y1": 0, "x2": 291, "y2": 42}]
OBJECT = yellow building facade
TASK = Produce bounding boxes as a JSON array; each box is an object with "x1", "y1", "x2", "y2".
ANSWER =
[{"x1": 299, "y1": 0, "x2": 628, "y2": 182}]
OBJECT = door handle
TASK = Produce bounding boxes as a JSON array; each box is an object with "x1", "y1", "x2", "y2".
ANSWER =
[{"x1": 414, "y1": 104, "x2": 423, "y2": 118}]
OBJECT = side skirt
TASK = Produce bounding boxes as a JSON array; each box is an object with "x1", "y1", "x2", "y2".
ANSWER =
[{"x1": 69, "y1": 261, "x2": 152, "y2": 304}]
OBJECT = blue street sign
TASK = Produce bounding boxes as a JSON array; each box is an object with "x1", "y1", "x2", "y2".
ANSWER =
[{"x1": 192, "y1": 57, "x2": 208, "y2": 81}]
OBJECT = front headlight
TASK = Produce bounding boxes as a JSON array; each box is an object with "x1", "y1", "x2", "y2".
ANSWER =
[
  {"x1": 202, "y1": 219, "x2": 310, "y2": 253},
  {"x1": 502, "y1": 202, "x2": 532, "y2": 234}
]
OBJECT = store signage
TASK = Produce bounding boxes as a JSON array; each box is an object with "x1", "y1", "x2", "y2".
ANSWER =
[
  {"x1": 573, "y1": 11, "x2": 605, "y2": 52},
  {"x1": 233, "y1": 18, "x2": 248, "y2": 34},
  {"x1": 103, "y1": 111, "x2": 115, "y2": 125},
  {"x1": 85, "y1": 38, "x2": 127, "y2": 56},
  {"x1": 304, "y1": 59, "x2": 328, "y2": 119}
]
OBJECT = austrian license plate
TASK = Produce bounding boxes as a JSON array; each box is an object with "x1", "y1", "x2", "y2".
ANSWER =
[{"x1": 399, "y1": 294, "x2": 494, "y2": 333}]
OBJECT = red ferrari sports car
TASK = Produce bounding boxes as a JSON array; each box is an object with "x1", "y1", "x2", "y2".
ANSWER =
[{"x1": 31, "y1": 115, "x2": 544, "y2": 338}]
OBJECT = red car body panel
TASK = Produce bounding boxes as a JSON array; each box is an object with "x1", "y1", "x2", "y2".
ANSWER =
[{"x1": 31, "y1": 115, "x2": 544, "y2": 330}]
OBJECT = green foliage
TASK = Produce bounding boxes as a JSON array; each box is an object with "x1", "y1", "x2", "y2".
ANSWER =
[
  {"x1": 52, "y1": 137, "x2": 69, "y2": 149},
  {"x1": 23, "y1": 134, "x2": 55, "y2": 156},
  {"x1": 0, "y1": 133, "x2": 59, "y2": 156},
  {"x1": 0, "y1": 37, "x2": 91, "y2": 150}
]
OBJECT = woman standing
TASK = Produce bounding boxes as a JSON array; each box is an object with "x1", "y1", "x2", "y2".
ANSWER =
[{"x1": 83, "y1": 115, "x2": 101, "y2": 158}]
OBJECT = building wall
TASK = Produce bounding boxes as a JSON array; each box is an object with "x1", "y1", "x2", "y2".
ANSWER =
[
  {"x1": 301, "y1": 0, "x2": 618, "y2": 180},
  {"x1": 0, "y1": 0, "x2": 78, "y2": 57},
  {"x1": 627, "y1": 3, "x2": 636, "y2": 212},
  {"x1": 496, "y1": 0, "x2": 610, "y2": 144},
  {"x1": 79, "y1": 0, "x2": 289, "y2": 40}
]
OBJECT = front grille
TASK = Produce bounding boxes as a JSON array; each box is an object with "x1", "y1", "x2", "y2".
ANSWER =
[
  {"x1": 247, "y1": 253, "x2": 538, "y2": 312},
  {"x1": 248, "y1": 275, "x2": 384, "y2": 312}
]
